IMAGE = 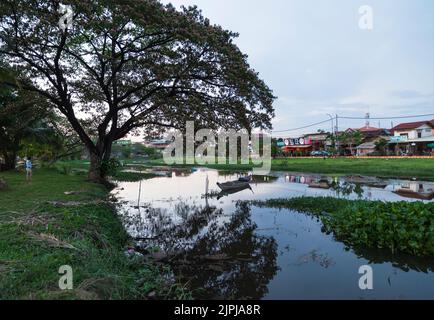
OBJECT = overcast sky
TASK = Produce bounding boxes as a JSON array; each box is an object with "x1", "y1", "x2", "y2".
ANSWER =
[{"x1": 163, "y1": 0, "x2": 434, "y2": 137}]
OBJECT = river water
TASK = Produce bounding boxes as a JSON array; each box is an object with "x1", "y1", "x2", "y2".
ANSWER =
[{"x1": 112, "y1": 168, "x2": 434, "y2": 300}]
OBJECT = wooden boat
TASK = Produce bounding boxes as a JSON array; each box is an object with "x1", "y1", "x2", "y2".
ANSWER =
[
  {"x1": 393, "y1": 189, "x2": 434, "y2": 200},
  {"x1": 238, "y1": 175, "x2": 252, "y2": 182},
  {"x1": 217, "y1": 181, "x2": 250, "y2": 191},
  {"x1": 217, "y1": 184, "x2": 253, "y2": 200}
]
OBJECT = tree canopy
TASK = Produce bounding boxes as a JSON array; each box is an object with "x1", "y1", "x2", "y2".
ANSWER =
[
  {"x1": 338, "y1": 130, "x2": 363, "y2": 155},
  {"x1": 0, "y1": 0, "x2": 275, "y2": 180},
  {"x1": 0, "y1": 63, "x2": 58, "y2": 170}
]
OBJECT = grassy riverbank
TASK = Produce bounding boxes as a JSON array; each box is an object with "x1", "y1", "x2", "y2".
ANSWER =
[
  {"x1": 111, "y1": 171, "x2": 158, "y2": 182},
  {"x1": 0, "y1": 169, "x2": 176, "y2": 299},
  {"x1": 250, "y1": 197, "x2": 434, "y2": 257},
  {"x1": 270, "y1": 157, "x2": 434, "y2": 178},
  {"x1": 56, "y1": 157, "x2": 434, "y2": 179}
]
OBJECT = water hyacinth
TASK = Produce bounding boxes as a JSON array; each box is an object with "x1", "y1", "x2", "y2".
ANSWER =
[{"x1": 249, "y1": 197, "x2": 434, "y2": 257}]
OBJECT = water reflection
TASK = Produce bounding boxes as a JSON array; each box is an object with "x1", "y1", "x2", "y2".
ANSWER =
[
  {"x1": 216, "y1": 186, "x2": 253, "y2": 200},
  {"x1": 294, "y1": 249, "x2": 336, "y2": 268},
  {"x1": 122, "y1": 201, "x2": 279, "y2": 299},
  {"x1": 122, "y1": 202, "x2": 223, "y2": 243},
  {"x1": 113, "y1": 168, "x2": 434, "y2": 299},
  {"x1": 392, "y1": 181, "x2": 434, "y2": 200},
  {"x1": 175, "y1": 202, "x2": 279, "y2": 299},
  {"x1": 282, "y1": 172, "x2": 434, "y2": 201},
  {"x1": 207, "y1": 185, "x2": 254, "y2": 200},
  {"x1": 329, "y1": 181, "x2": 365, "y2": 198},
  {"x1": 351, "y1": 246, "x2": 434, "y2": 274}
]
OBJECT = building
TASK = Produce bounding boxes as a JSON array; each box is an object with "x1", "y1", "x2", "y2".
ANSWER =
[
  {"x1": 355, "y1": 141, "x2": 377, "y2": 156},
  {"x1": 342, "y1": 125, "x2": 391, "y2": 142},
  {"x1": 389, "y1": 120, "x2": 434, "y2": 155},
  {"x1": 339, "y1": 125, "x2": 390, "y2": 156},
  {"x1": 114, "y1": 140, "x2": 132, "y2": 146},
  {"x1": 281, "y1": 136, "x2": 313, "y2": 156},
  {"x1": 391, "y1": 119, "x2": 434, "y2": 139},
  {"x1": 357, "y1": 125, "x2": 391, "y2": 141},
  {"x1": 111, "y1": 140, "x2": 133, "y2": 158},
  {"x1": 143, "y1": 138, "x2": 172, "y2": 150},
  {"x1": 274, "y1": 117, "x2": 434, "y2": 157},
  {"x1": 302, "y1": 132, "x2": 330, "y2": 151},
  {"x1": 277, "y1": 132, "x2": 331, "y2": 156}
]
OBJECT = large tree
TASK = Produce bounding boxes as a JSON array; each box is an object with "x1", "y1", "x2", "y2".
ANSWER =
[
  {"x1": 0, "y1": 64, "x2": 55, "y2": 170},
  {"x1": 0, "y1": 0, "x2": 275, "y2": 182}
]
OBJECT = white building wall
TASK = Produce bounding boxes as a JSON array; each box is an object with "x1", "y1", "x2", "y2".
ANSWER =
[
  {"x1": 417, "y1": 124, "x2": 434, "y2": 138},
  {"x1": 394, "y1": 125, "x2": 433, "y2": 140},
  {"x1": 394, "y1": 130, "x2": 415, "y2": 139}
]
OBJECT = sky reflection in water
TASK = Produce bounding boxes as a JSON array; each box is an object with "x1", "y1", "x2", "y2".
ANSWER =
[{"x1": 113, "y1": 168, "x2": 434, "y2": 299}]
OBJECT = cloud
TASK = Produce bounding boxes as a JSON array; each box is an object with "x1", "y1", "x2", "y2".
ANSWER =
[
  {"x1": 390, "y1": 90, "x2": 434, "y2": 99},
  {"x1": 160, "y1": 0, "x2": 434, "y2": 136}
]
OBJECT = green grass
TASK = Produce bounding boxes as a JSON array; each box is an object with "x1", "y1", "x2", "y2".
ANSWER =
[
  {"x1": 0, "y1": 168, "x2": 105, "y2": 212},
  {"x1": 111, "y1": 171, "x2": 158, "y2": 182},
  {"x1": 270, "y1": 158, "x2": 434, "y2": 178},
  {"x1": 0, "y1": 169, "x2": 183, "y2": 300},
  {"x1": 58, "y1": 157, "x2": 434, "y2": 179},
  {"x1": 132, "y1": 157, "x2": 434, "y2": 178},
  {"x1": 54, "y1": 160, "x2": 91, "y2": 171},
  {"x1": 250, "y1": 197, "x2": 434, "y2": 257}
]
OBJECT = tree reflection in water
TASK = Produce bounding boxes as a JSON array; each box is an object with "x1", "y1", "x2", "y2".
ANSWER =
[
  {"x1": 350, "y1": 246, "x2": 434, "y2": 274},
  {"x1": 330, "y1": 181, "x2": 365, "y2": 198},
  {"x1": 121, "y1": 202, "x2": 279, "y2": 299}
]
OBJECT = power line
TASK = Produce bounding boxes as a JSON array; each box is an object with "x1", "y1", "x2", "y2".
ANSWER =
[
  {"x1": 272, "y1": 119, "x2": 333, "y2": 133},
  {"x1": 272, "y1": 113, "x2": 434, "y2": 134},
  {"x1": 339, "y1": 113, "x2": 434, "y2": 120}
]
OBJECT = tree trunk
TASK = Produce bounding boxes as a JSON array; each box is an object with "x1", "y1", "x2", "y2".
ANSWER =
[
  {"x1": 88, "y1": 151, "x2": 104, "y2": 183},
  {"x1": 87, "y1": 140, "x2": 114, "y2": 186},
  {"x1": 103, "y1": 141, "x2": 113, "y2": 162},
  {"x1": 2, "y1": 152, "x2": 17, "y2": 171}
]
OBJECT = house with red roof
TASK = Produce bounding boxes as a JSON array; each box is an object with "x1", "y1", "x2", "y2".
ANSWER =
[
  {"x1": 342, "y1": 125, "x2": 391, "y2": 156},
  {"x1": 391, "y1": 119, "x2": 434, "y2": 139},
  {"x1": 389, "y1": 119, "x2": 434, "y2": 155}
]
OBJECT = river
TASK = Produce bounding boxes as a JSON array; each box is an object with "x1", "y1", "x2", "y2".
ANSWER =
[{"x1": 112, "y1": 168, "x2": 434, "y2": 299}]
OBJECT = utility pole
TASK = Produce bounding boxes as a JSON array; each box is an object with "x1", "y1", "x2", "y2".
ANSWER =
[
  {"x1": 326, "y1": 113, "x2": 334, "y2": 136},
  {"x1": 326, "y1": 113, "x2": 334, "y2": 152},
  {"x1": 335, "y1": 114, "x2": 340, "y2": 155}
]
